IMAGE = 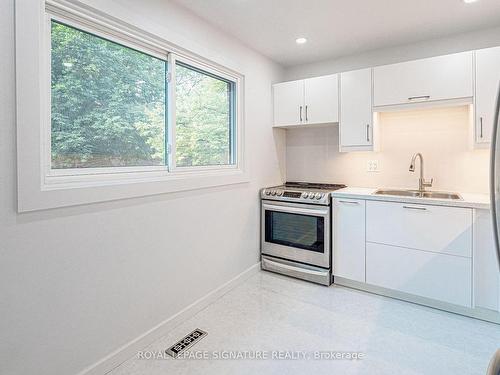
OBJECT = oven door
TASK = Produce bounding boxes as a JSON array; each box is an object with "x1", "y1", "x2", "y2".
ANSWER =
[{"x1": 261, "y1": 200, "x2": 330, "y2": 268}]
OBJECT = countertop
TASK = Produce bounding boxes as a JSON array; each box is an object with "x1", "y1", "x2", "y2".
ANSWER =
[{"x1": 331, "y1": 187, "x2": 491, "y2": 209}]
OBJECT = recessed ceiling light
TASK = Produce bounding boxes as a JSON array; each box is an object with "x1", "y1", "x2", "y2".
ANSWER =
[
  {"x1": 463, "y1": 0, "x2": 478, "y2": 3},
  {"x1": 295, "y1": 37, "x2": 307, "y2": 45}
]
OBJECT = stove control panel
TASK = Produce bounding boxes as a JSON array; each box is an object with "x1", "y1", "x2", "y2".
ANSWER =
[{"x1": 261, "y1": 189, "x2": 328, "y2": 205}]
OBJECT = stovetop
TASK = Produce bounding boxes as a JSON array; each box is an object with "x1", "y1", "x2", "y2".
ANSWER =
[
  {"x1": 282, "y1": 181, "x2": 347, "y2": 191},
  {"x1": 261, "y1": 181, "x2": 347, "y2": 205}
]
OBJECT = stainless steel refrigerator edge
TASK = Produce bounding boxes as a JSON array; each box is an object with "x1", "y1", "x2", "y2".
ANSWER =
[{"x1": 490, "y1": 82, "x2": 500, "y2": 270}]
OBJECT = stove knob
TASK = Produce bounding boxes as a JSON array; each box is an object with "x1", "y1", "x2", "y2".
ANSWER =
[
  {"x1": 315, "y1": 192, "x2": 322, "y2": 199},
  {"x1": 309, "y1": 192, "x2": 315, "y2": 199},
  {"x1": 277, "y1": 190, "x2": 283, "y2": 196},
  {"x1": 271, "y1": 190, "x2": 277, "y2": 196},
  {"x1": 264, "y1": 189, "x2": 271, "y2": 196},
  {"x1": 301, "y1": 192, "x2": 309, "y2": 199}
]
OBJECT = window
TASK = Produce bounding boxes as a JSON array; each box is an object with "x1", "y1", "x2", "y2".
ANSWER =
[
  {"x1": 16, "y1": 1, "x2": 246, "y2": 211},
  {"x1": 49, "y1": 21, "x2": 237, "y2": 173},
  {"x1": 51, "y1": 21, "x2": 167, "y2": 169},
  {"x1": 175, "y1": 62, "x2": 235, "y2": 167}
]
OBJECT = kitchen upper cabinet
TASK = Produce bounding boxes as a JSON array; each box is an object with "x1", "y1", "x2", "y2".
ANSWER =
[
  {"x1": 373, "y1": 52, "x2": 473, "y2": 108},
  {"x1": 273, "y1": 74, "x2": 338, "y2": 127},
  {"x1": 475, "y1": 46, "x2": 500, "y2": 144},
  {"x1": 303, "y1": 74, "x2": 339, "y2": 125},
  {"x1": 333, "y1": 198, "x2": 366, "y2": 282},
  {"x1": 273, "y1": 80, "x2": 304, "y2": 127},
  {"x1": 339, "y1": 68, "x2": 373, "y2": 149}
]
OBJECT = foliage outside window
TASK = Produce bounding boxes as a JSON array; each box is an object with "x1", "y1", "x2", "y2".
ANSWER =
[
  {"x1": 50, "y1": 21, "x2": 236, "y2": 171},
  {"x1": 175, "y1": 62, "x2": 235, "y2": 167}
]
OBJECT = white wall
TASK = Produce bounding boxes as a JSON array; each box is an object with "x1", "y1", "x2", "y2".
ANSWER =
[
  {"x1": 0, "y1": 1, "x2": 284, "y2": 375},
  {"x1": 285, "y1": 25, "x2": 500, "y2": 80},
  {"x1": 286, "y1": 106, "x2": 490, "y2": 194}
]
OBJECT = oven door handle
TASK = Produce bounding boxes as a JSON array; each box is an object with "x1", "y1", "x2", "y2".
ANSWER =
[{"x1": 262, "y1": 203, "x2": 329, "y2": 217}]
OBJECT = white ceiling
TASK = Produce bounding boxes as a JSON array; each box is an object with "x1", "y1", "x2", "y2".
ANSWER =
[{"x1": 173, "y1": 0, "x2": 500, "y2": 67}]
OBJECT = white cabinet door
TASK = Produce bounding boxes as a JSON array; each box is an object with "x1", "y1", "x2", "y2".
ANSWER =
[
  {"x1": 304, "y1": 74, "x2": 339, "y2": 125},
  {"x1": 366, "y1": 242, "x2": 472, "y2": 307},
  {"x1": 340, "y1": 69, "x2": 372, "y2": 147},
  {"x1": 333, "y1": 198, "x2": 366, "y2": 282},
  {"x1": 273, "y1": 80, "x2": 304, "y2": 126},
  {"x1": 473, "y1": 209, "x2": 500, "y2": 311},
  {"x1": 366, "y1": 200, "x2": 472, "y2": 258},
  {"x1": 373, "y1": 52, "x2": 473, "y2": 107},
  {"x1": 475, "y1": 47, "x2": 500, "y2": 144}
]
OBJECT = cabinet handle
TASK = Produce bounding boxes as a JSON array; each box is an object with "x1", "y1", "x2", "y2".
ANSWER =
[
  {"x1": 403, "y1": 205, "x2": 427, "y2": 211},
  {"x1": 338, "y1": 200, "x2": 359, "y2": 205},
  {"x1": 305, "y1": 105, "x2": 308, "y2": 122},
  {"x1": 408, "y1": 95, "x2": 430, "y2": 101},
  {"x1": 480, "y1": 117, "x2": 483, "y2": 138},
  {"x1": 299, "y1": 106, "x2": 303, "y2": 122},
  {"x1": 366, "y1": 124, "x2": 370, "y2": 142}
]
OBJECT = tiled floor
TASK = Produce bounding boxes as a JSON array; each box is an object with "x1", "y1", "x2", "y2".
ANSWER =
[{"x1": 110, "y1": 271, "x2": 500, "y2": 375}]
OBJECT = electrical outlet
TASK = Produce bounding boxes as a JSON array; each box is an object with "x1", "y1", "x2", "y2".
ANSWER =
[{"x1": 367, "y1": 160, "x2": 380, "y2": 172}]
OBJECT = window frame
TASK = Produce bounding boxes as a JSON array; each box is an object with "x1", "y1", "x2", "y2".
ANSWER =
[
  {"x1": 44, "y1": 3, "x2": 243, "y2": 185},
  {"x1": 44, "y1": 16, "x2": 172, "y2": 180},
  {"x1": 169, "y1": 55, "x2": 239, "y2": 172},
  {"x1": 15, "y1": 0, "x2": 247, "y2": 211}
]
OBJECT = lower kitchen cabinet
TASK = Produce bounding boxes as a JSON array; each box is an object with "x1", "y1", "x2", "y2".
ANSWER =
[
  {"x1": 333, "y1": 198, "x2": 366, "y2": 282},
  {"x1": 473, "y1": 209, "x2": 500, "y2": 311},
  {"x1": 332, "y1": 196, "x2": 500, "y2": 318},
  {"x1": 366, "y1": 242, "x2": 472, "y2": 307},
  {"x1": 366, "y1": 200, "x2": 472, "y2": 257}
]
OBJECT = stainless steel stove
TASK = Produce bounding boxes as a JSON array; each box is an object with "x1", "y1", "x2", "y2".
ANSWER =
[{"x1": 260, "y1": 182, "x2": 346, "y2": 286}]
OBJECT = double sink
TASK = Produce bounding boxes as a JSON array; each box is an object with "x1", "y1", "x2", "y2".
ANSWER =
[
  {"x1": 374, "y1": 189, "x2": 462, "y2": 200},
  {"x1": 373, "y1": 153, "x2": 462, "y2": 200}
]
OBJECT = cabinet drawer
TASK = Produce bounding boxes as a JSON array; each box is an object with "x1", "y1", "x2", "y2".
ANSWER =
[
  {"x1": 366, "y1": 242, "x2": 472, "y2": 307},
  {"x1": 366, "y1": 200, "x2": 472, "y2": 257}
]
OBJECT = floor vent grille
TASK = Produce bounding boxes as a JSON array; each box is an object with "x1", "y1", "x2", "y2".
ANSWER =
[{"x1": 165, "y1": 329, "x2": 207, "y2": 358}]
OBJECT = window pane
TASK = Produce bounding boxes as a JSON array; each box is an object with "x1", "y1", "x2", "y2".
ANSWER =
[
  {"x1": 51, "y1": 21, "x2": 166, "y2": 169},
  {"x1": 175, "y1": 62, "x2": 235, "y2": 167}
]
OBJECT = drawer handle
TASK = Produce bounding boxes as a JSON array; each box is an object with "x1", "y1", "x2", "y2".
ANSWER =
[
  {"x1": 338, "y1": 200, "x2": 359, "y2": 205},
  {"x1": 403, "y1": 205, "x2": 427, "y2": 211},
  {"x1": 408, "y1": 95, "x2": 430, "y2": 101}
]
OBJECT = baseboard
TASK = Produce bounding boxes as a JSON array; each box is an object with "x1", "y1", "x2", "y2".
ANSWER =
[
  {"x1": 334, "y1": 276, "x2": 500, "y2": 324},
  {"x1": 76, "y1": 262, "x2": 261, "y2": 375}
]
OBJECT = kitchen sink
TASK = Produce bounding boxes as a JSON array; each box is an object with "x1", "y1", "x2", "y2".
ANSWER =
[{"x1": 374, "y1": 189, "x2": 462, "y2": 200}]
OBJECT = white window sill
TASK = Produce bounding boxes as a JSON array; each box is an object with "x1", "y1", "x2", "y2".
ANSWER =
[{"x1": 19, "y1": 168, "x2": 249, "y2": 212}]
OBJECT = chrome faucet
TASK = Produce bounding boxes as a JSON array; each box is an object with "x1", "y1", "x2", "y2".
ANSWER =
[{"x1": 409, "y1": 153, "x2": 433, "y2": 192}]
